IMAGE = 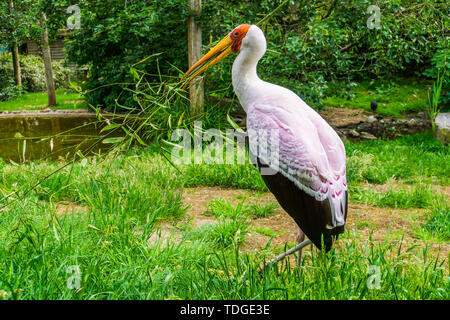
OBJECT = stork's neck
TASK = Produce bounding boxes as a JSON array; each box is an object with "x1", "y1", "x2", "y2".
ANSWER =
[{"x1": 232, "y1": 39, "x2": 266, "y2": 112}]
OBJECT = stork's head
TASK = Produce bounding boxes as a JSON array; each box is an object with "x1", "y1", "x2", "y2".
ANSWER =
[{"x1": 182, "y1": 24, "x2": 266, "y2": 87}]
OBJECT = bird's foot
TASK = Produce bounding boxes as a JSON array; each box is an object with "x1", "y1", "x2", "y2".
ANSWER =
[{"x1": 257, "y1": 239, "x2": 312, "y2": 276}]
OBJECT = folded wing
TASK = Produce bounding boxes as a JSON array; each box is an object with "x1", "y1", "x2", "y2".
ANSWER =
[{"x1": 247, "y1": 104, "x2": 347, "y2": 228}]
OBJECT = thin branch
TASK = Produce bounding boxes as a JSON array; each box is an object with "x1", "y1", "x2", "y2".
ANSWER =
[
  {"x1": 257, "y1": 0, "x2": 291, "y2": 27},
  {"x1": 321, "y1": 0, "x2": 337, "y2": 20},
  {"x1": 340, "y1": 33, "x2": 366, "y2": 52}
]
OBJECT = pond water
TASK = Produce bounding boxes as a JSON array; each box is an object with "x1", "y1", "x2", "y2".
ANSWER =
[{"x1": 0, "y1": 112, "x2": 113, "y2": 162}]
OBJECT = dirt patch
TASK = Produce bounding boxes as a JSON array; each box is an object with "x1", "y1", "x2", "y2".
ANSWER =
[
  {"x1": 55, "y1": 201, "x2": 87, "y2": 216},
  {"x1": 347, "y1": 203, "x2": 426, "y2": 239},
  {"x1": 63, "y1": 100, "x2": 84, "y2": 104},
  {"x1": 320, "y1": 107, "x2": 371, "y2": 128},
  {"x1": 147, "y1": 223, "x2": 182, "y2": 248},
  {"x1": 23, "y1": 104, "x2": 47, "y2": 109},
  {"x1": 234, "y1": 106, "x2": 429, "y2": 141},
  {"x1": 179, "y1": 187, "x2": 449, "y2": 264},
  {"x1": 182, "y1": 186, "x2": 274, "y2": 227},
  {"x1": 319, "y1": 107, "x2": 431, "y2": 140}
]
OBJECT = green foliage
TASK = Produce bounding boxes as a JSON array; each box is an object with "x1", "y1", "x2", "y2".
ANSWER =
[
  {"x1": 423, "y1": 42, "x2": 449, "y2": 111},
  {"x1": 207, "y1": 198, "x2": 247, "y2": 219},
  {"x1": 203, "y1": 0, "x2": 446, "y2": 106},
  {"x1": 0, "y1": 0, "x2": 40, "y2": 44},
  {"x1": 64, "y1": 0, "x2": 447, "y2": 111},
  {"x1": 247, "y1": 201, "x2": 279, "y2": 218},
  {"x1": 424, "y1": 49, "x2": 449, "y2": 80},
  {"x1": 0, "y1": 53, "x2": 70, "y2": 99},
  {"x1": 427, "y1": 72, "x2": 445, "y2": 132},
  {"x1": 65, "y1": 0, "x2": 189, "y2": 110},
  {"x1": 0, "y1": 0, "x2": 77, "y2": 45},
  {"x1": 182, "y1": 162, "x2": 267, "y2": 191},
  {"x1": 0, "y1": 78, "x2": 23, "y2": 101}
]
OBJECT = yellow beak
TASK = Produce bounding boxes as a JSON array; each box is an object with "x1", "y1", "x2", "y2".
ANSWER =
[{"x1": 181, "y1": 34, "x2": 233, "y2": 89}]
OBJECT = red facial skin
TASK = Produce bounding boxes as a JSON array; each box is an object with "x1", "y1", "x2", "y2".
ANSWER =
[{"x1": 229, "y1": 24, "x2": 251, "y2": 53}]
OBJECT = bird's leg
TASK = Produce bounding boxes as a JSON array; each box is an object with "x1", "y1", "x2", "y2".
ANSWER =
[
  {"x1": 258, "y1": 238, "x2": 312, "y2": 275},
  {"x1": 296, "y1": 229, "x2": 306, "y2": 266}
]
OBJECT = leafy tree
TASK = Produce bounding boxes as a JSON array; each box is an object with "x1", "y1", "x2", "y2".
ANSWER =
[
  {"x1": 0, "y1": 0, "x2": 39, "y2": 87},
  {"x1": 65, "y1": 0, "x2": 448, "y2": 110},
  {"x1": 201, "y1": 0, "x2": 448, "y2": 105},
  {"x1": 65, "y1": 0, "x2": 189, "y2": 110},
  {"x1": 0, "y1": 0, "x2": 72, "y2": 104}
]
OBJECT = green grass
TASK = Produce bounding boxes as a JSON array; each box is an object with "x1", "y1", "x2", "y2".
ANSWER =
[
  {"x1": 0, "y1": 132, "x2": 448, "y2": 300},
  {"x1": 207, "y1": 198, "x2": 247, "y2": 219},
  {"x1": 350, "y1": 185, "x2": 443, "y2": 209},
  {"x1": 323, "y1": 78, "x2": 431, "y2": 117},
  {"x1": 254, "y1": 226, "x2": 281, "y2": 237},
  {"x1": 0, "y1": 202, "x2": 447, "y2": 300},
  {"x1": 422, "y1": 201, "x2": 450, "y2": 241},
  {"x1": 182, "y1": 162, "x2": 267, "y2": 191},
  {"x1": 207, "y1": 198, "x2": 278, "y2": 219},
  {"x1": 345, "y1": 132, "x2": 449, "y2": 185},
  {"x1": 0, "y1": 88, "x2": 87, "y2": 111},
  {"x1": 247, "y1": 201, "x2": 279, "y2": 218},
  {"x1": 177, "y1": 132, "x2": 449, "y2": 188}
]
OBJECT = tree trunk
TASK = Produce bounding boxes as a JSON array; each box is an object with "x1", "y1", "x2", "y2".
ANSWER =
[
  {"x1": 40, "y1": 12, "x2": 56, "y2": 107},
  {"x1": 188, "y1": 0, "x2": 203, "y2": 114},
  {"x1": 11, "y1": 43, "x2": 22, "y2": 87},
  {"x1": 9, "y1": 0, "x2": 22, "y2": 87}
]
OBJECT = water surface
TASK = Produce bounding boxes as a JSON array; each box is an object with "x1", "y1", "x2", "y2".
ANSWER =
[{"x1": 0, "y1": 112, "x2": 112, "y2": 162}]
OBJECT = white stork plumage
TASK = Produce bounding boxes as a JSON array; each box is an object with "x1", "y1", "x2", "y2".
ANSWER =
[{"x1": 183, "y1": 24, "x2": 348, "y2": 266}]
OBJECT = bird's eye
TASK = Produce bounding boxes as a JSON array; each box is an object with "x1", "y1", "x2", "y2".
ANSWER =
[{"x1": 234, "y1": 32, "x2": 238, "y2": 36}]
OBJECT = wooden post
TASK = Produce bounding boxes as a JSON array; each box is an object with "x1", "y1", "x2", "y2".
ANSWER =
[
  {"x1": 188, "y1": 0, "x2": 204, "y2": 114},
  {"x1": 8, "y1": 0, "x2": 22, "y2": 87},
  {"x1": 40, "y1": 12, "x2": 56, "y2": 107}
]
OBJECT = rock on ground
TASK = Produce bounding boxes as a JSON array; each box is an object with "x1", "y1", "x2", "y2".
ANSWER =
[{"x1": 435, "y1": 113, "x2": 449, "y2": 145}]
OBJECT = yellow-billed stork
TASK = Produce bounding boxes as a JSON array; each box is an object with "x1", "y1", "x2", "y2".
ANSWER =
[{"x1": 183, "y1": 24, "x2": 348, "y2": 266}]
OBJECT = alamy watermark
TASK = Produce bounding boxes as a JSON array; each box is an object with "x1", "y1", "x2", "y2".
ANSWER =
[
  {"x1": 66, "y1": 265, "x2": 81, "y2": 290},
  {"x1": 367, "y1": 5, "x2": 381, "y2": 30},
  {"x1": 367, "y1": 265, "x2": 381, "y2": 290},
  {"x1": 170, "y1": 122, "x2": 280, "y2": 176},
  {"x1": 67, "y1": 5, "x2": 81, "y2": 30}
]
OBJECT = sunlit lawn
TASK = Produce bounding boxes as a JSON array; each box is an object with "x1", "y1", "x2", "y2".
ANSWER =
[
  {"x1": 323, "y1": 78, "x2": 431, "y2": 117},
  {"x1": 0, "y1": 88, "x2": 87, "y2": 111}
]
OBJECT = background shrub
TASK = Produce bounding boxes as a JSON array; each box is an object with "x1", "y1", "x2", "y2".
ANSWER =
[
  {"x1": 64, "y1": 0, "x2": 189, "y2": 110},
  {"x1": 0, "y1": 53, "x2": 70, "y2": 99},
  {"x1": 64, "y1": 0, "x2": 447, "y2": 111},
  {"x1": 0, "y1": 80, "x2": 23, "y2": 101}
]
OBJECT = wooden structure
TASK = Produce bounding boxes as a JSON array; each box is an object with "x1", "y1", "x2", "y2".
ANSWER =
[
  {"x1": 188, "y1": 0, "x2": 204, "y2": 113},
  {"x1": 20, "y1": 29, "x2": 71, "y2": 61}
]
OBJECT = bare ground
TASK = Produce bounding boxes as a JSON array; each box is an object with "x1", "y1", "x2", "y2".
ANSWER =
[
  {"x1": 55, "y1": 201, "x2": 87, "y2": 216},
  {"x1": 320, "y1": 107, "x2": 372, "y2": 128},
  {"x1": 177, "y1": 186, "x2": 449, "y2": 265},
  {"x1": 55, "y1": 186, "x2": 448, "y2": 267}
]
